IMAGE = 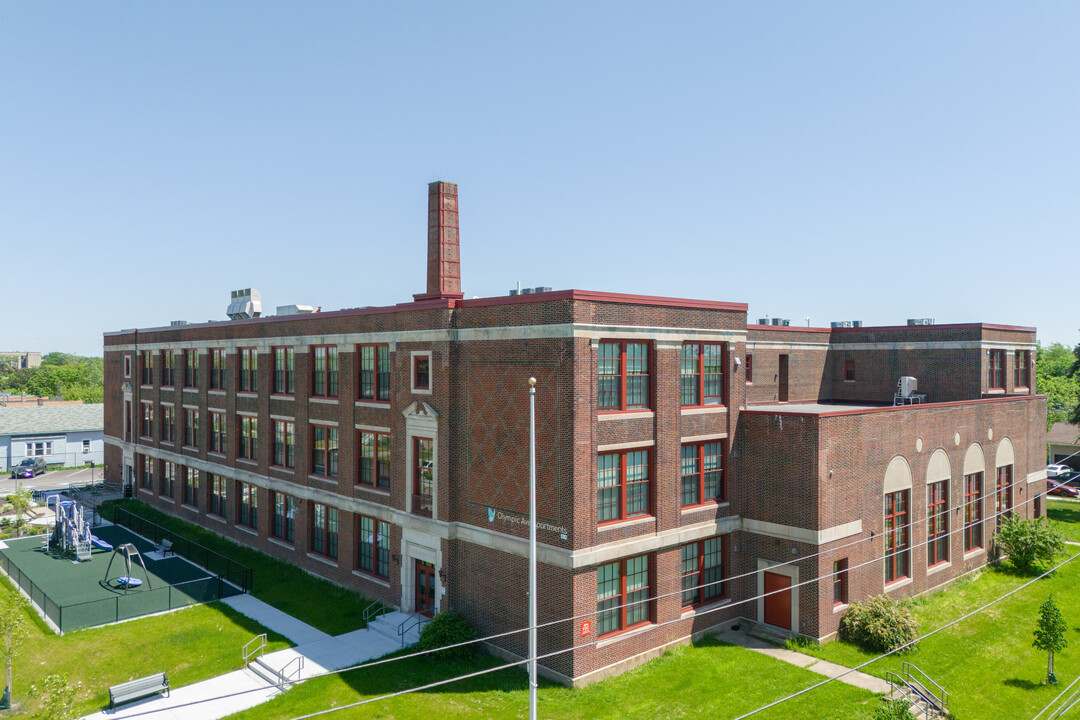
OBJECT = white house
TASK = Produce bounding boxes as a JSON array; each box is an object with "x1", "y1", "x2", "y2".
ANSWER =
[{"x1": 0, "y1": 404, "x2": 104, "y2": 471}]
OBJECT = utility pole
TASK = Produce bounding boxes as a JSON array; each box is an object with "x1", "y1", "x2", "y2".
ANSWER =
[{"x1": 528, "y1": 377, "x2": 538, "y2": 720}]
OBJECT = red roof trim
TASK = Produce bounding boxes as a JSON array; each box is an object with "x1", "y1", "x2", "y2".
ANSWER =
[
  {"x1": 741, "y1": 394, "x2": 1045, "y2": 418},
  {"x1": 747, "y1": 324, "x2": 831, "y2": 333},
  {"x1": 459, "y1": 289, "x2": 747, "y2": 312},
  {"x1": 747, "y1": 322, "x2": 1037, "y2": 334}
]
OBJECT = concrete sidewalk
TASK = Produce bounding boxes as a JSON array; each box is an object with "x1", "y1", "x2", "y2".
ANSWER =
[
  {"x1": 713, "y1": 626, "x2": 891, "y2": 694},
  {"x1": 79, "y1": 594, "x2": 403, "y2": 720}
]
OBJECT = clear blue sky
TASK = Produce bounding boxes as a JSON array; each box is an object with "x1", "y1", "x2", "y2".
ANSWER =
[{"x1": 2, "y1": 3, "x2": 1077, "y2": 357}]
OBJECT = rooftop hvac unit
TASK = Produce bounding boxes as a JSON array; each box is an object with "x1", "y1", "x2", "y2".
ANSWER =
[
  {"x1": 771, "y1": 318, "x2": 790, "y2": 326},
  {"x1": 276, "y1": 304, "x2": 316, "y2": 316},
  {"x1": 831, "y1": 321, "x2": 853, "y2": 328},
  {"x1": 907, "y1": 318, "x2": 935, "y2": 326},
  {"x1": 227, "y1": 289, "x2": 262, "y2": 320},
  {"x1": 170, "y1": 320, "x2": 188, "y2": 327},
  {"x1": 852, "y1": 320, "x2": 863, "y2": 327},
  {"x1": 757, "y1": 318, "x2": 769, "y2": 325},
  {"x1": 897, "y1": 376, "x2": 918, "y2": 398},
  {"x1": 534, "y1": 286, "x2": 552, "y2": 293}
]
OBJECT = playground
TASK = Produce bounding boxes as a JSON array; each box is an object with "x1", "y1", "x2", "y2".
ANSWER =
[{"x1": 0, "y1": 520, "x2": 241, "y2": 633}]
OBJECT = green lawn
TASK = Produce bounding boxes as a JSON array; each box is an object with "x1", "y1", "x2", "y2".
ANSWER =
[
  {"x1": 1, "y1": 577, "x2": 290, "y2": 718},
  {"x1": 226, "y1": 637, "x2": 880, "y2": 720},
  {"x1": 794, "y1": 548, "x2": 1080, "y2": 719},
  {"x1": 1047, "y1": 498, "x2": 1080, "y2": 541},
  {"x1": 103, "y1": 499, "x2": 379, "y2": 635}
]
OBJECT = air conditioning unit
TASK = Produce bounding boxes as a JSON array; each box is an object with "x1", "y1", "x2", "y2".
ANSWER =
[
  {"x1": 831, "y1": 321, "x2": 853, "y2": 329},
  {"x1": 852, "y1": 320, "x2": 863, "y2": 328},
  {"x1": 907, "y1": 318, "x2": 934, "y2": 326},
  {"x1": 897, "y1": 376, "x2": 918, "y2": 398}
]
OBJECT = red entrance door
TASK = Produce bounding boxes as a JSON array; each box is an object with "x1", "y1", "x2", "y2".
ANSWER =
[
  {"x1": 415, "y1": 560, "x2": 436, "y2": 617},
  {"x1": 763, "y1": 572, "x2": 792, "y2": 630}
]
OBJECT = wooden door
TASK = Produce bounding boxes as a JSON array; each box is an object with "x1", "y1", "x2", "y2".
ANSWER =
[
  {"x1": 415, "y1": 560, "x2": 436, "y2": 617},
  {"x1": 763, "y1": 571, "x2": 792, "y2": 630},
  {"x1": 778, "y1": 355, "x2": 789, "y2": 403}
]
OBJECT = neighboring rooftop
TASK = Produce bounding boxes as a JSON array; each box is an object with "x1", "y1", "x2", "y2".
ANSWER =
[
  {"x1": 1049, "y1": 422, "x2": 1080, "y2": 445},
  {"x1": 0, "y1": 404, "x2": 104, "y2": 437}
]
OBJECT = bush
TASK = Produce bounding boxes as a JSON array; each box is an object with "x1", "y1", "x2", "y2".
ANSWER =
[
  {"x1": 873, "y1": 698, "x2": 916, "y2": 720},
  {"x1": 994, "y1": 516, "x2": 1065, "y2": 573},
  {"x1": 838, "y1": 595, "x2": 918, "y2": 653},
  {"x1": 417, "y1": 611, "x2": 477, "y2": 661}
]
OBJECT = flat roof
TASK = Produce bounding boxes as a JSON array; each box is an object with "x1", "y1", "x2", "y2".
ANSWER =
[
  {"x1": 0, "y1": 404, "x2": 104, "y2": 437},
  {"x1": 743, "y1": 395, "x2": 1044, "y2": 418}
]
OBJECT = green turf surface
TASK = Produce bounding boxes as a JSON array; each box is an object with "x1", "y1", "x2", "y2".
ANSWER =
[{"x1": 0, "y1": 524, "x2": 232, "y2": 631}]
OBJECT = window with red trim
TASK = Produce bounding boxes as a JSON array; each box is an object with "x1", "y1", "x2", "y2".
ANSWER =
[
  {"x1": 927, "y1": 481, "x2": 949, "y2": 566},
  {"x1": 598, "y1": 341, "x2": 650, "y2": 411},
  {"x1": 272, "y1": 491, "x2": 296, "y2": 543},
  {"x1": 310, "y1": 503, "x2": 338, "y2": 559},
  {"x1": 160, "y1": 406, "x2": 174, "y2": 443},
  {"x1": 140, "y1": 350, "x2": 154, "y2": 386},
  {"x1": 844, "y1": 360, "x2": 855, "y2": 382},
  {"x1": 140, "y1": 402, "x2": 153, "y2": 438},
  {"x1": 996, "y1": 465, "x2": 1012, "y2": 520},
  {"x1": 272, "y1": 420, "x2": 295, "y2": 468},
  {"x1": 680, "y1": 342, "x2": 724, "y2": 406},
  {"x1": 209, "y1": 348, "x2": 226, "y2": 390},
  {"x1": 988, "y1": 350, "x2": 1005, "y2": 390},
  {"x1": 238, "y1": 348, "x2": 258, "y2": 392},
  {"x1": 311, "y1": 346, "x2": 338, "y2": 397},
  {"x1": 597, "y1": 450, "x2": 650, "y2": 523},
  {"x1": 413, "y1": 437, "x2": 433, "y2": 516},
  {"x1": 964, "y1": 472, "x2": 983, "y2": 551},
  {"x1": 597, "y1": 555, "x2": 651, "y2": 637},
  {"x1": 358, "y1": 431, "x2": 391, "y2": 489},
  {"x1": 140, "y1": 455, "x2": 154, "y2": 490},
  {"x1": 183, "y1": 467, "x2": 200, "y2": 507},
  {"x1": 413, "y1": 355, "x2": 430, "y2": 391},
  {"x1": 161, "y1": 461, "x2": 176, "y2": 498},
  {"x1": 208, "y1": 411, "x2": 226, "y2": 454},
  {"x1": 359, "y1": 344, "x2": 391, "y2": 401},
  {"x1": 311, "y1": 425, "x2": 339, "y2": 478},
  {"x1": 161, "y1": 350, "x2": 174, "y2": 386},
  {"x1": 208, "y1": 474, "x2": 227, "y2": 517},
  {"x1": 273, "y1": 347, "x2": 294, "y2": 394},
  {"x1": 884, "y1": 489, "x2": 909, "y2": 583},
  {"x1": 356, "y1": 515, "x2": 390, "y2": 579},
  {"x1": 745, "y1": 354, "x2": 753, "y2": 383},
  {"x1": 681, "y1": 536, "x2": 726, "y2": 607},
  {"x1": 238, "y1": 416, "x2": 257, "y2": 460},
  {"x1": 237, "y1": 481, "x2": 258, "y2": 529},
  {"x1": 1014, "y1": 350, "x2": 1030, "y2": 388},
  {"x1": 680, "y1": 441, "x2": 724, "y2": 506},
  {"x1": 184, "y1": 349, "x2": 198, "y2": 388},
  {"x1": 832, "y1": 559, "x2": 848, "y2": 605}
]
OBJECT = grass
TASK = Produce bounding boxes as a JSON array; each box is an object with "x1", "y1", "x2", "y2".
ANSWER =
[
  {"x1": 226, "y1": 637, "x2": 880, "y2": 720},
  {"x1": 795, "y1": 548, "x2": 1080, "y2": 719},
  {"x1": 103, "y1": 499, "x2": 380, "y2": 635},
  {"x1": 1047, "y1": 498, "x2": 1080, "y2": 542},
  {"x1": 1, "y1": 577, "x2": 290, "y2": 718}
]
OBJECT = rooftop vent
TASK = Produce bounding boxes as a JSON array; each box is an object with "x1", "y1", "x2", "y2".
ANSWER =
[
  {"x1": 276, "y1": 304, "x2": 316, "y2": 316},
  {"x1": 510, "y1": 286, "x2": 553, "y2": 296},
  {"x1": 227, "y1": 289, "x2": 262, "y2": 320},
  {"x1": 831, "y1": 320, "x2": 863, "y2": 328},
  {"x1": 170, "y1": 320, "x2": 188, "y2": 327},
  {"x1": 771, "y1": 318, "x2": 791, "y2": 326},
  {"x1": 907, "y1": 318, "x2": 935, "y2": 326}
]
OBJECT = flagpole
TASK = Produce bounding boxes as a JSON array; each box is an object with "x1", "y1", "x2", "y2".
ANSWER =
[{"x1": 528, "y1": 376, "x2": 538, "y2": 720}]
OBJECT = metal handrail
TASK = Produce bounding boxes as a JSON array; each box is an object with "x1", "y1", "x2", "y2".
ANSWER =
[
  {"x1": 362, "y1": 602, "x2": 391, "y2": 625},
  {"x1": 397, "y1": 614, "x2": 431, "y2": 647},
  {"x1": 242, "y1": 633, "x2": 267, "y2": 666},
  {"x1": 883, "y1": 670, "x2": 929, "y2": 718},
  {"x1": 903, "y1": 662, "x2": 949, "y2": 710},
  {"x1": 278, "y1": 656, "x2": 304, "y2": 685}
]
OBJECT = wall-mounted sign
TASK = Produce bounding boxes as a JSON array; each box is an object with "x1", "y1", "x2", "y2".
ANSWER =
[{"x1": 580, "y1": 621, "x2": 591, "y2": 637}]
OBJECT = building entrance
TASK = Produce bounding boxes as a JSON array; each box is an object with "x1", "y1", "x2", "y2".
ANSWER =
[{"x1": 415, "y1": 560, "x2": 436, "y2": 617}]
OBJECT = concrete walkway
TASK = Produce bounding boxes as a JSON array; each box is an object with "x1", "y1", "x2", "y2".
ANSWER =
[
  {"x1": 80, "y1": 594, "x2": 402, "y2": 720},
  {"x1": 714, "y1": 626, "x2": 891, "y2": 694}
]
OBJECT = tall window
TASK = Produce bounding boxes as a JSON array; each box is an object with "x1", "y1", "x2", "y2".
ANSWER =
[
  {"x1": 681, "y1": 536, "x2": 726, "y2": 608},
  {"x1": 161, "y1": 406, "x2": 175, "y2": 443},
  {"x1": 140, "y1": 455, "x2": 154, "y2": 490},
  {"x1": 598, "y1": 341, "x2": 650, "y2": 411},
  {"x1": 140, "y1": 402, "x2": 154, "y2": 438},
  {"x1": 413, "y1": 354, "x2": 431, "y2": 391},
  {"x1": 273, "y1": 420, "x2": 295, "y2": 468},
  {"x1": 209, "y1": 411, "x2": 226, "y2": 454},
  {"x1": 356, "y1": 515, "x2": 390, "y2": 579},
  {"x1": 184, "y1": 408, "x2": 199, "y2": 447},
  {"x1": 884, "y1": 490, "x2": 909, "y2": 583},
  {"x1": 680, "y1": 343, "x2": 724, "y2": 406},
  {"x1": 844, "y1": 360, "x2": 855, "y2": 382},
  {"x1": 996, "y1": 465, "x2": 1013, "y2": 521},
  {"x1": 237, "y1": 482, "x2": 258, "y2": 529},
  {"x1": 988, "y1": 350, "x2": 1005, "y2": 390},
  {"x1": 311, "y1": 503, "x2": 338, "y2": 559},
  {"x1": 597, "y1": 450, "x2": 650, "y2": 523},
  {"x1": 238, "y1": 416, "x2": 258, "y2": 460},
  {"x1": 597, "y1": 555, "x2": 650, "y2": 637},
  {"x1": 209, "y1": 474, "x2": 227, "y2": 517},
  {"x1": 140, "y1": 350, "x2": 154, "y2": 385},
  {"x1": 927, "y1": 481, "x2": 949, "y2": 567},
  {"x1": 745, "y1": 354, "x2": 753, "y2": 383},
  {"x1": 183, "y1": 468, "x2": 200, "y2": 507},
  {"x1": 311, "y1": 426, "x2": 339, "y2": 478},
  {"x1": 359, "y1": 344, "x2": 391, "y2": 402},
  {"x1": 238, "y1": 348, "x2": 258, "y2": 392},
  {"x1": 272, "y1": 492, "x2": 296, "y2": 543},
  {"x1": 358, "y1": 431, "x2": 391, "y2": 489},
  {"x1": 1015, "y1": 350, "x2": 1031, "y2": 388},
  {"x1": 414, "y1": 438, "x2": 434, "y2": 516},
  {"x1": 161, "y1": 461, "x2": 175, "y2": 498},
  {"x1": 184, "y1": 349, "x2": 199, "y2": 388},
  {"x1": 209, "y1": 348, "x2": 227, "y2": 390},
  {"x1": 311, "y1": 346, "x2": 338, "y2": 397},
  {"x1": 680, "y1": 442, "x2": 724, "y2": 506},
  {"x1": 833, "y1": 559, "x2": 849, "y2": 606},
  {"x1": 273, "y1": 347, "x2": 295, "y2": 394},
  {"x1": 964, "y1": 472, "x2": 983, "y2": 551},
  {"x1": 161, "y1": 350, "x2": 174, "y2": 386}
]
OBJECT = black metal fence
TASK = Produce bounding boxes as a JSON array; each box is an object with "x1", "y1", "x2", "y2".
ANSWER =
[{"x1": 112, "y1": 507, "x2": 253, "y2": 593}]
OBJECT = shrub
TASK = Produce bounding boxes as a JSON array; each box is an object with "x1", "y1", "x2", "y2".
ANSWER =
[
  {"x1": 838, "y1": 595, "x2": 918, "y2": 653},
  {"x1": 873, "y1": 698, "x2": 916, "y2": 720},
  {"x1": 417, "y1": 611, "x2": 477, "y2": 661},
  {"x1": 994, "y1": 516, "x2": 1065, "y2": 573}
]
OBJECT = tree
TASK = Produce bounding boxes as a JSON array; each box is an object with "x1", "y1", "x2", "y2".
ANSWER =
[
  {"x1": 1034, "y1": 595, "x2": 1068, "y2": 684},
  {"x1": 5, "y1": 487, "x2": 33, "y2": 539},
  {"x1": 1068, "y1": 342, "x2": 1080, "y2": 425},
  {"x1": 1037, "y1": 343, "x2": 1080, "y2": 430},
  {"x1": 28, "y1": 674, "x2": 81, "y2": 720},
  {"x1": 0, "y1": 594, "x2": 28, "y2": 708},
  {"x1": 994, "y1": 516, "x2": 1065, "y2": 573}
]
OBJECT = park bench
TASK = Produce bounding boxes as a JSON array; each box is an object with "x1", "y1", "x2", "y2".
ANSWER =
[
  {"x1": 159, "y1": 539, "x2": 174, "y2": 557},
  {"x1": 108, "y1": 672, "x2": 169, "y2": 709}
]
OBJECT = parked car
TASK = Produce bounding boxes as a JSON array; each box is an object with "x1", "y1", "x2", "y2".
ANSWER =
[
  {"x1": 1047, "y1": 481, "x2": 1080, "y2": 498},
  {"x1": 1047, "y1": 464, "x2": 1073, "y2": 478},
  {"x1": 9, "y1": 457, "x2": 46, "y2": 480}
]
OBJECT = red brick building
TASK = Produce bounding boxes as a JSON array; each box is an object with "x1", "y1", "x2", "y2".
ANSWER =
[{"x1": 103, "y1": 182, "x2": 1046, "y2": 685}]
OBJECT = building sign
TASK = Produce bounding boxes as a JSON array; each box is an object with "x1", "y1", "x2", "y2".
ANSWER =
[
  {"x1": 486, "y1": 506, "x2": 569, "y2": 540},
  {"x1": 581, "y1": 621, "x2": 591, "y2": 637}
]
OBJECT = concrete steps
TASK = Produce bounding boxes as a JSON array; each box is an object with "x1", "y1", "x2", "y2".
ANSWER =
[{"x1": 368, "y1": 610, "x2": 427, "y2": 646}]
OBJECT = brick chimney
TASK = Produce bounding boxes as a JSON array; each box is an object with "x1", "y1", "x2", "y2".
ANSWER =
[{"x1": 413, "y1": 181, "x2": 464, "y2": 301}]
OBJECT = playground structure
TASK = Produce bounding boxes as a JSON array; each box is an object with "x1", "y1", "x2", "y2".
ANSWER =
[
  {"x1": 47, "y1": 496, "x2": 111, "y2": 561},
  {"x1": 102, "y1": 543, "x2": 152, "y2": 592}
]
